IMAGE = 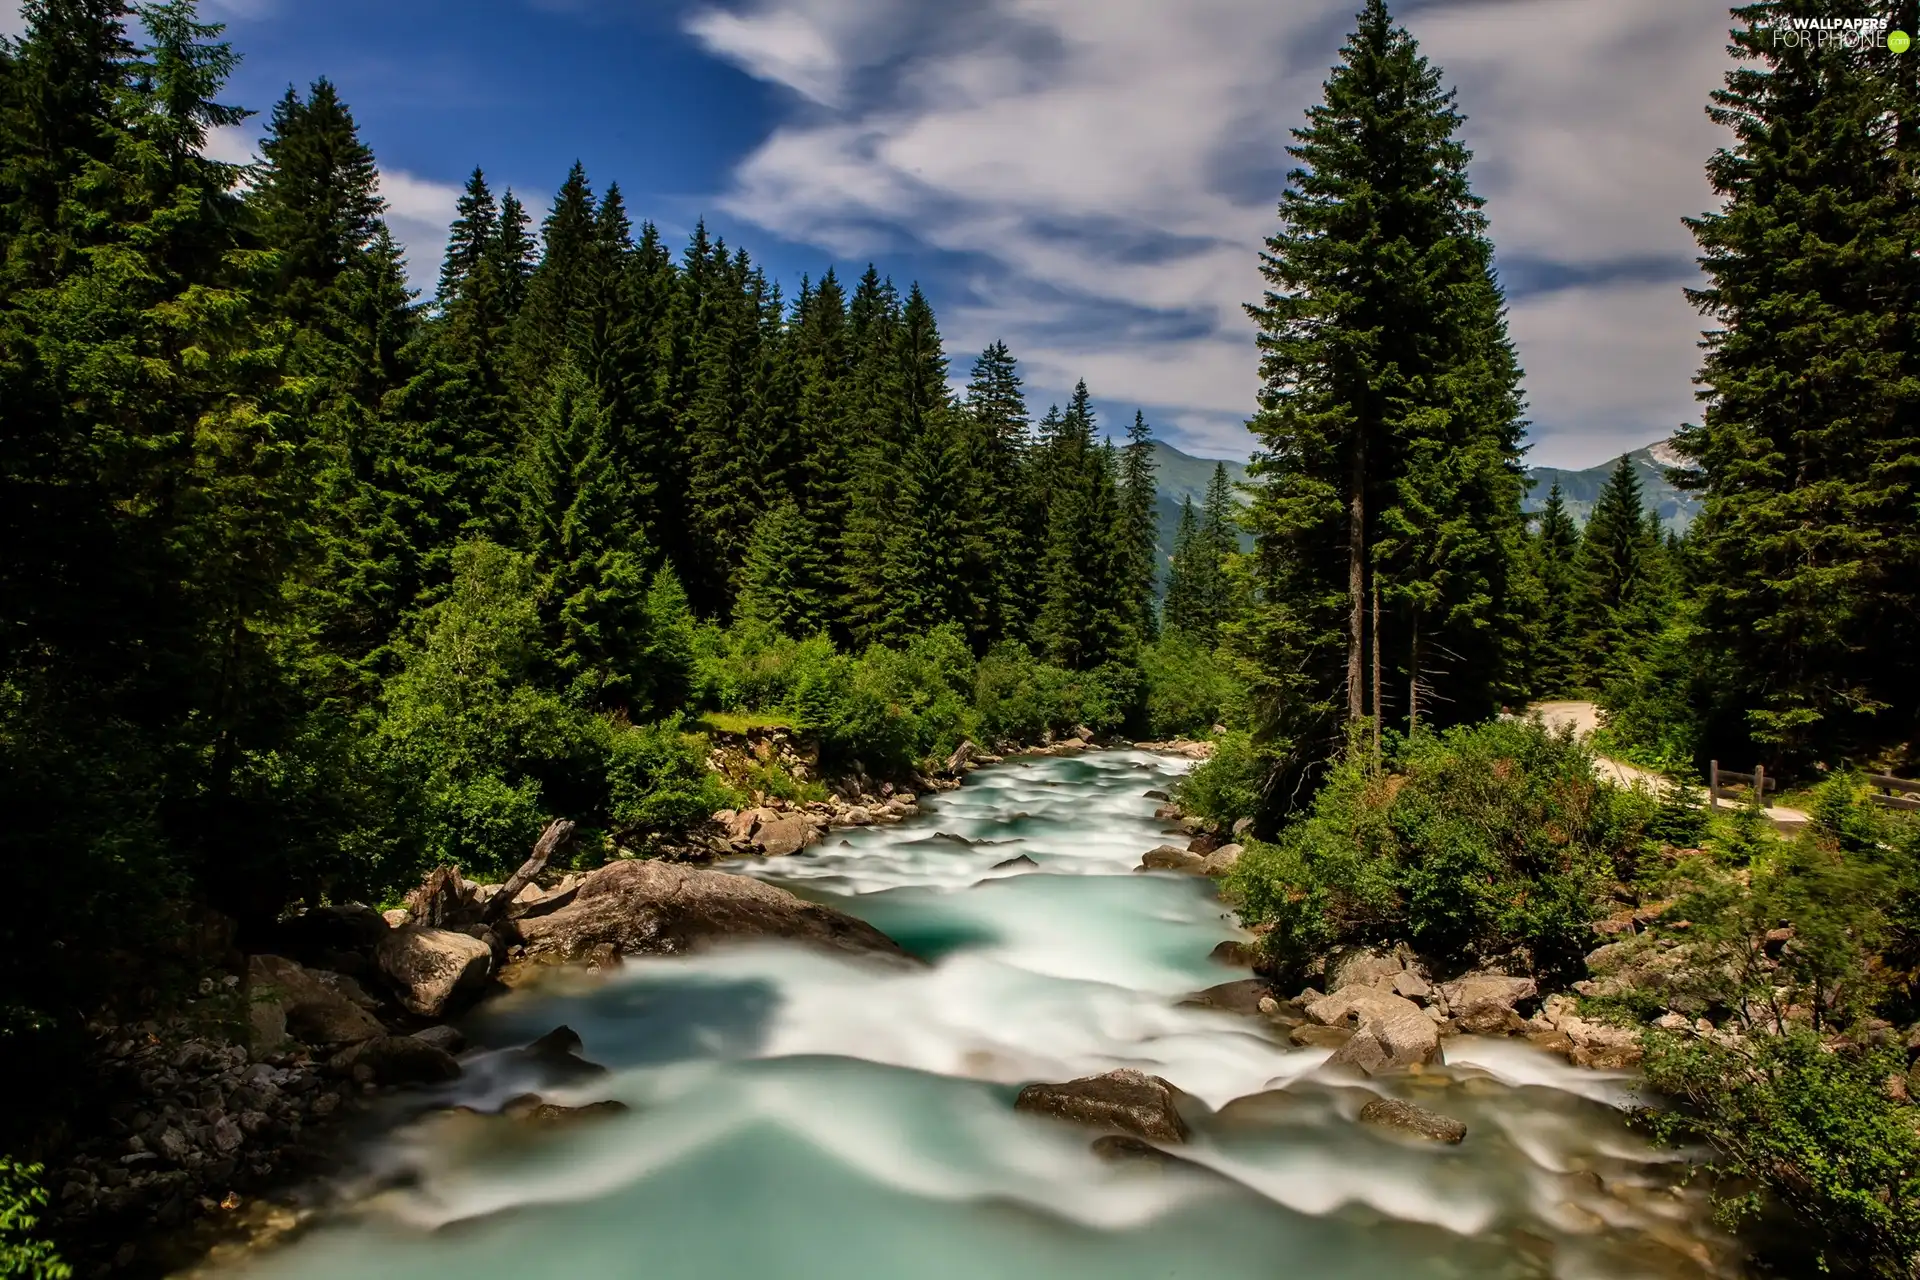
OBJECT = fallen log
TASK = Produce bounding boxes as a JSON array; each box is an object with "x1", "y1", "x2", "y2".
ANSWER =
[{"x1": 482, "y1": 819, "x2": 575, "y2": 925}]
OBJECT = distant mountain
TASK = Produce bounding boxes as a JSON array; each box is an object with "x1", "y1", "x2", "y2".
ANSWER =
[
  {"x1": 1150, "y1": 440, "x2": 1249, "y2": 575},
  {"x1": 1147, "y1": 439, "x2": 1698, "y2": 564},
  {"x1": 1524, "y1": 440, "x2": 1699, "y2": 534}
]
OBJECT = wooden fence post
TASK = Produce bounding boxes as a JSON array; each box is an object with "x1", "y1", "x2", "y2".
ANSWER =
[
  {"x1": 1709, "y1": 760, "x2": 1720, "y2": 810},
  {"x1": 1753, "y1": 764, "x2": 1766, "y2": 809}
]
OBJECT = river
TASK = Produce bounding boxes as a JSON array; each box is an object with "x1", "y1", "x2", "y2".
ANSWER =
[{"x1": 221, "y1": 749, "x2": 1739, "y2": 1280}]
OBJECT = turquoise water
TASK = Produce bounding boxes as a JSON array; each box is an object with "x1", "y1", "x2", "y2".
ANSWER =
[{"x1": 226, "y1": 751, "x2": 1738, "y2": 1280}]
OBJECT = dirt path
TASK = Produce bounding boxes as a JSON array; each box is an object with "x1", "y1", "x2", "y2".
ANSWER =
[{"x1": 1520, "y1": 700, "x2": 1811, "y2": 831}]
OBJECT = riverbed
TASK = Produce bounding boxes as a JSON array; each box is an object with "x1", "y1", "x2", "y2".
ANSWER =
[{"x1": 220, "y1": 750, "x2": 1740, "y2": 1280}]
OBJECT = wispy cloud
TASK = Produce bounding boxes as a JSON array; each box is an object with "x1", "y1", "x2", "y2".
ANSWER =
[{"x1": 686, "y1": 0, "x2": 1732, "y2": 467}]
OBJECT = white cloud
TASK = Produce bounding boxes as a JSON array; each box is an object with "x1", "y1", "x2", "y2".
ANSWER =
[
  {"x1": 689, "y1": 0, "x2": 1735, "y2": 467},
  {"x1": 377, "y1": 169, "x2": 464, "y2": 294}
]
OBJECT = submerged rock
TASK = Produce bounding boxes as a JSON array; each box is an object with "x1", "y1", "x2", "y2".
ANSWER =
[
  {"x1": 501, "y1": 1093, "x2": 630, "y2": 1127},
  {"x1": 991, "y1": 854, "x2": 1038, "y2": 870},
  {"x1": 1358, "y1": 1097, "x2": 1467, "y2": 1144},
  {"x1": 508, "y1": 859, "x2": 908, "y2": 967},
  {"x1": 1180, "y1": 979, "x2": 1286, "y2": 1018},
  {"x1": 1015, "y1": 1069, "x2": 1190, "y2": 1144}
]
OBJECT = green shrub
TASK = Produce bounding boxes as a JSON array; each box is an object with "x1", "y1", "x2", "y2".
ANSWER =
[
  {"x1": 0, "y1": 1160, "x2": 68, "y2": 1280},
  {"x1": 604, "y1": 717, "x2": 734, "y2": 838},
  {"x1": 1640, "y1": 1031, "x2": 1920, "y2": 1279},
  {"x1": 1139, "y1": 636, "x2": 1244, "y2": 739},
  {"x1": 1223, "y1": 719, "x2": 1649, "y2": 981},
  {"x1": 1176, "y1": 730, "x2": 1266, "y2": 827},
  {"x1": 973, "y1": 642, "x2": 1079, "y2": 744}
]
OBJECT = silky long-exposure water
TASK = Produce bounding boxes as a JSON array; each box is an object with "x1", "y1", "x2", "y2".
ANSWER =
[{"x1": 220, "y1": 750, "x2": 1741, "y2": 1280}]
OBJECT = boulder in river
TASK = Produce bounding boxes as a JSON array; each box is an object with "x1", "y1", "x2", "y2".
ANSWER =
[
  {"x1": 992, "y1": 853, "x2": 1038, "y2": 870},
  {"x1": 1358, "y1": 1097, "x2": 1467, "y2": 1144},
  {"x1": 502, "y1": 1092, "x2": 630, "y2": 1126},
  {"x1": 1180, "y1": 979, "x2": 1286, "y2": 1018},
  {"x1": 1015, "y1": 1069, "x2": 1190, "y2": 1144},
  {"x1": 1137, "y1": 845, "x2": 1206, "y2": 873},
  {"x1": 330, "y1": 1034, "x2": 463, "y2": 1086},
  {"x1": 1438, "y1": 973, "x2": 1538, "y2": 1034},
  {"x1": 1307, "y1": 987, "x2": 1441, "y2": 1074},
  {"x1": 376, "y1": 926, "x2": 493, "y2": 1019},
  {"x1": 508, "y1": 860, "x2": 908, "y2": 968},
  {"x1": 1201, "y1": 843, "x2": 1244, "y2": 876}
]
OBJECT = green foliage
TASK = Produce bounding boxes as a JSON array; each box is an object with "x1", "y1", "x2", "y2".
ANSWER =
[
  {"x1": 604, "y1": 717, "x2": 733, "y2": 840},
  {"x1": 1223, "y1": 719, "x2": 1649, "y2": 981},
  {"x1": 1641, "y1": 1031, "x2": 1920, "y2": 1280},
  {"x1": 1138, "y1": 635, "x2": 1243, "y2": 739},
  {"x1": 1673, "y1": 0, "x2": 1920, "y2": 766},
  {"x1": 1240, "y1": 0, "x2": 1526, "y2": 821},
  {"x1": 1174, "y1": 731, "x2": 1268, "y2": 828},
  {"x1": 0, "y1": 1160, "x2": 68, "y2": 1280}
]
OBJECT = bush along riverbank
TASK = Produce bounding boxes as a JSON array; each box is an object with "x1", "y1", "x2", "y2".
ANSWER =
[{"x1": 1182, "y1": 717, "x2": 1920, "y2": 1277}]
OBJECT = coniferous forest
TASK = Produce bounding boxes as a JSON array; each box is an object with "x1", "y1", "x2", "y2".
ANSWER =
[{"x1": 4, "y1": 0, "x2": 1920, "y2": 1276}]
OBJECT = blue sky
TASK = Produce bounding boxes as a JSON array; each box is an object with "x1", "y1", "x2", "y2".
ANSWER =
[{"x1": 5, "y1": 0, "x2": 1736, "y2": 468}]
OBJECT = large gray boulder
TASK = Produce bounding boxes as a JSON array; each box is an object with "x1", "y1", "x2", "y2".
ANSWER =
[
  {"x1": 376, "y1": 926, "x2": 493, "y2": 1019},
  {"x1": 508, "y1": 859, "x2": 907, "y2": 966},
  {"x1": 753, "y1": 811, "x2": 817, "y2": 857},
  {"x1": 1438, "y1": 973, "x2": 1538, "y2": 1034},
  {"x1": 1306, "y1": 987, "x2": 1441, "y2": 1074},
  {"x1": 1015, "y1": 1069, "x2": 1189, "y2": 1144}
]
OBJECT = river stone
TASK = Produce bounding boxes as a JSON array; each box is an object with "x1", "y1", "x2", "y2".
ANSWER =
[
  {"x1": 1290, "y1": 1024, "x2": 1354, "y2": 1050},
  {"x1": 1137, "y1": 845, "x2": 1206, "y2": 873},
  {"x1": 1307, "y1": 988, "x2": 1441, "y2": 1074},
  {"x1": 1358, "y1": 1097, "x2": 1467, "y2": 1144},
  {"x1": 1327, "y1": 948, "x2": 1405, "y2": 993},
  {"x1": 992, "y1": 853, "x2": 1038, "y2": 870},
  {"x1": 1438, "y1": 974, "x2": 1538, "y2": 1035},
  {"x1": 502, "y1": 1093, "x2": 631, "y2": 1126},
  {"x1": 410, "y1": 1024, "x2": 466, "y2": 1055},
  {"x1": 1015, "y1": 1069, "x2": 1190, "y2": 1143},
  {"x1": 509, "y1": 860, "x2": 907, "y2": 966},
  {"x1": 376, "y1": 927, "x2": 493, "y2": 1019},
  {"x1": 330, "y1": 1034, "x2": 462, "y2": 1086},
  {"x1": 1202, "y1": 843, "x2": 1245, "y2": 876},
  {"x1": 1209, "y1": 940, "x2": 1255, "y2": 968},
  {"x1": 753, "y1": 811, "x2": 816, "y2": 857},
  {"x1": 248, "y1": 954, "x2": 385, "y2": 1050},
  {"x1": 1180, "y1": 979, "x2": 1283, "y2": 1017}
]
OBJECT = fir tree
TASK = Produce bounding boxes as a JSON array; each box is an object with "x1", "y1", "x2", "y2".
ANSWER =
[
  {"x1": 1526, "y1": 482, "x2": 1583, "y2": 696},
  {"x1": 1676, "y1": 0, "x2": 1920, "y2": 763},
  {"x1": 737, "y1": 499, "x2": 829, "y2": 639},
  {"x1": 1242, "y1": 0, "x2": 1524, "y2": 806},
  {"x1": 1163, "y1": 496, "x2": 1205, "y2": 638},
  {"x1": 1117, "y1": 411, "x2": 1161, "y2": 641},
  {"x1": 1575, "y1": 455, "x2": 1665, "y2": 689},
  {"x1": 251, "y1": 78, "x2": 383, "y2": 329}
]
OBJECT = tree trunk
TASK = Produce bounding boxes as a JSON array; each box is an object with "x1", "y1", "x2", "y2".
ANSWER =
[
  {"x1": 1370, "y1": 575, "x2": 1382, "y2": 767},
  {"x1": 1407, "y1": 612, "x2": 1421, "y2": 735},
  {"x1": 1347, "y1": 435, "x2": 1366, "y2": 735},
  {"x1": 481, "y1": 819, "x2": 576, "y2": 925}
]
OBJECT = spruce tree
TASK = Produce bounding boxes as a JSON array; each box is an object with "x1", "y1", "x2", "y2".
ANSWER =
[
  {"x1": 1677, "y1": 0, "x2": 1920, "y2": 763},
  {"x1": 960, "y1": 340, "x2": 1030, "y2": 645},
  {"x1": 1527, "y1": 482, "x2": 1583, "y2": 696},
  {"x1": 1117, "y1": 411, "x2": 1161, "y2": 640},
  {"x1": 1164, "y1": 496, "x2": 1205, "y2": 638},
  {"x1": 737, "y1": 499, "x2": 829, "y2": 638},
  {"x1": 508, "y1": 161, "x2": 597, "y2": 400},
  {"x1": 1197, "y1": 462, "x2": 1240, "y2": 634},
  {"x1": 1575, "y1": 456, "x2": 1664, "y2": 689},
  {"x1": 519, "y1": 358, "x2": 652, "y2": 711},
  {"x1": 252, "y1": 78, "x2": 383, "y2": 329},
  {"x1": 1242, "y1": 0, "x2": 1525, "y2": 807}
]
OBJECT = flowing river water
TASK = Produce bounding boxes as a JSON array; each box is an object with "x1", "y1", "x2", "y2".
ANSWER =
[{"x1": 221, "y1": 750, "x2": 1742, "y2": 1280}]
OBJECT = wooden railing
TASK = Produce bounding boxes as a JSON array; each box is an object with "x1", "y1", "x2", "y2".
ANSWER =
[
  {"x1": 1868, "y1": 774, "x2": 1920, "y2": 813},
  {"x1": 1709, "y1": 760, "x2": 1778, "y2": 809}
]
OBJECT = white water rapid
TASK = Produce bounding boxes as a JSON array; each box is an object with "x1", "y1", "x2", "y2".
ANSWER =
[{"x1": 220, "y1": 750, "x2": 1741, "y2": 1280}]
